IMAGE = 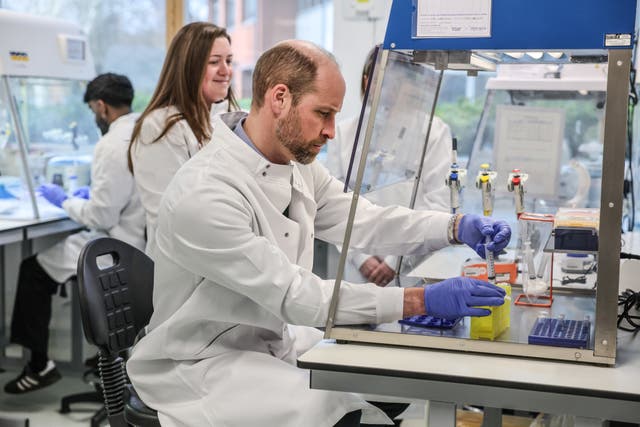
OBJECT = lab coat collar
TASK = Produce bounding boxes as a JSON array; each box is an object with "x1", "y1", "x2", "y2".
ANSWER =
[
  {"x1": 109, "y1": 111, "x2": 140, "y2": 133},
  {"x1": 214, "y1": 112, "x2": 311, "y2": 196}
]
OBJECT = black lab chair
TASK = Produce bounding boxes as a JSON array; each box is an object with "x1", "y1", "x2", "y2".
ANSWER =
[{"x1": 75, "y1": 237, "x2": 160, "y2": 427}]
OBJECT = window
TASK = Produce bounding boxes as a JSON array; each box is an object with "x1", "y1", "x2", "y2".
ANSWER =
[
  {"x1": 212, "y1": 0, "x2": 221, "y2": 25},
  {"x1": 1, "y1": 0, "x2": 165, "y2": 113},
  {"x1": 242, "y1": 0, "x2": 257, "y2": 22},
  {"x1": 298, "y1": 0, "x2": 326, "y2": 11},
  {"x1": 225, "y1": 0, "x2": 235, "y2": 28}
]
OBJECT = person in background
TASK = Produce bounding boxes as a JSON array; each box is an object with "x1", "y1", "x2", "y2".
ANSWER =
[
  {"x1": 126, "y1": 40, "x2": 510, "y2": 427},
  {"x1": 325, "y1": 47, "x2": 453, "y2": 286},
  {"x1": 128, "y1": 21, "x2": 241, "y2": 252},
  {"x1": 5, "y1": 73, "x2": 145, "y2": 394}
]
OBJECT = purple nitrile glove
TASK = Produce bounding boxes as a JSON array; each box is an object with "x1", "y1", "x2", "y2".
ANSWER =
[
  {"x1": 457, "y1": 214, "x2": 511, "y2": 259},
  {"x1": 423, "y1": 277, "x2": 506, "y2": 320},
  {"x1": 38, "y1": 183, "x2": 68, "y2": 208},
  {"x1": 72, "y1": 186, "x2": 90, "y2": 200}
]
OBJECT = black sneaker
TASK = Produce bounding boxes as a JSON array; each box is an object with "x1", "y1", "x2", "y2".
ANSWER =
[{"x1": 4, "y1": 361, "x2": 62, "y2": 394}]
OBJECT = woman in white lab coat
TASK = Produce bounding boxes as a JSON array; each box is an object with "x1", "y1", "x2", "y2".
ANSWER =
[
  {"x1": 126, "y1": 42, "x2": 510, "y2": 427},
  {"x1": 5, "y1": 73, "x2": 145, "y2": 394},
  {"x1": 128, "y1": 22, "x2": 241, "y2": 252},
  {"x1": 325, "y1": 48, "x2": 452, "y2": 285}
]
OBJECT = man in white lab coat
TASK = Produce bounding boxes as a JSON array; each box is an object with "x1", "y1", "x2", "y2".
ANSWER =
[
  {"x1": 5, "y1": 73, "x2": 145, "y2": 394},
  {"x1": 127, "y1": 41, "x2": 510, "y2": 427}
]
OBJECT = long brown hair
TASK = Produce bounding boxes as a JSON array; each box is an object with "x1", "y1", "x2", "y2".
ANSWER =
[{"x1": 128, "y1": 22, "x2": 239, "y2": 172}]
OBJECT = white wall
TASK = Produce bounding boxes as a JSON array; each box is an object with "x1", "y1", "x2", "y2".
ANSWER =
[{"x1": 331, "y1": 0, "x2": 391, "y2": 121}]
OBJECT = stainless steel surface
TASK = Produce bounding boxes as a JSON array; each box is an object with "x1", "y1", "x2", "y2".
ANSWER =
[
  {"x1": 594, "y1": 49, "x2": 631, "y2": 359},
  {"x1": 325, "y1": 49, "x2": 390, "y2": 337},
  {"x1": 329, "y1": 289, "x2": 612, "y2": 363},
  {"x1": 333, "y1": 290, "x2": 598, "y2": 357}
]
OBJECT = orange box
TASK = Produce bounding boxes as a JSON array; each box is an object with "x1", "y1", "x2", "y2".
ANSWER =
[{"x1": 462, "y1": 258, "x2": 518, "y2": 284}]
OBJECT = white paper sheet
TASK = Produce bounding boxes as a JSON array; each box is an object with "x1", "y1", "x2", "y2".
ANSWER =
[
  {"x1": 493, "y1": 105, "x2": 565, "y2": 198},
  {"x1": 415, "y1": 0, "x2": 492, "y2": 38}
]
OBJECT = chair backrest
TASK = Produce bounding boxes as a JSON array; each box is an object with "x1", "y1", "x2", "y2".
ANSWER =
[{"x1": 77, "y1": 237, "x2": 154, "y2": 355}]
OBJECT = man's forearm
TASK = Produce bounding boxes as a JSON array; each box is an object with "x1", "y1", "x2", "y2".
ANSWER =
[{"x1": 402, "y1": 287, "x2": 425, "y2": 317}]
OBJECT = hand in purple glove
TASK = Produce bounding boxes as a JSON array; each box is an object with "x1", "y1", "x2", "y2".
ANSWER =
[
  {"x1": 72, "y1": 186, "x2": 90, "y2": 200},
  {"x1": 38, "y1": 183, "x2": 67, "y2": 208},
  {"x1": 457, "y1": 214, "x2": 511, "y2": 259},
  {"x1": 424, "y1": 277, "x2": 506, "y2": 320}
]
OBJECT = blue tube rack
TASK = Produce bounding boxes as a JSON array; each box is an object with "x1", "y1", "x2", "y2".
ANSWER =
[
  {"x1": 399, "y1": 315, "x2": 462, "y2": 330},
  {"x1": 528, "y1": 318, "x2": 590, "y2": 349}
]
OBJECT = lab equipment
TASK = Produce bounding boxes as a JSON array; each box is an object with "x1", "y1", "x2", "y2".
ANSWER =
[
  {"x1": 553, "y1": 208, "x2": 599, "y2": 252},
  {"x1": 528, "y1": 316, "x2": 590, "y2": 349},
  {"x1": 485, "y1": 236, "x2": 496, "y2": 284},
  {"x1": 515, "y1": 212, "x2": 554, "y2": 307},
  {"x1": 507, "y1": 169, "x2": 528, "y2": 217},
  {"x1": 423, "y1": 277, "x2": 506, "y2": 320},
  {"x1": 0, "y1": 10, "x2": 96, "y2": 220},
  {"x1": 470, "y1": 282, "x2": 511, "y2": 341},
  {"x1": 461, "y1": 257, "x2": 518, "y2": 284},
  {"x1": 45, "y1": 155, "x2": 92, "y2": 191},
  {"x1": 399, "y1": 315, "x2": 462, "y2": 329},
  {"x1": 561, "y1": 253, "x2": 595, "y2": 274},
  {"x1": 475, "y1": 163, "x2": 497, "y2": 216},
  {"x1": 445, "y1": 138, "x2": 467, "y2": 214},
  {"x1": 326, "y1": 0, "x2": 634, "y2": 365}
]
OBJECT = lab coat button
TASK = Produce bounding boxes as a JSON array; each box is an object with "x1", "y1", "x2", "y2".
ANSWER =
[
  {"x1": 262, "y1": 171, "x2": 267, "y2": 176},
  {"x1": 266, "y1": 164, "x2": 271, "y2": 168},
  {"x1": 284, "y1": 232, "x2": 289, "y2": 237}
]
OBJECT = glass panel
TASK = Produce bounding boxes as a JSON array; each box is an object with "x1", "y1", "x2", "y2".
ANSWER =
[
  {"x1": 0, "y1": 77, "x2": 96, "y2": 220},
  {"x1": 0, "y1": 78, "x2": 26, "y2": 218},
  {"x1": 334, "y1": 55, "x2": 606, "y2": 352},
  {"x1": 345, "y1": 50, "x2": 440, "y2": 196}
]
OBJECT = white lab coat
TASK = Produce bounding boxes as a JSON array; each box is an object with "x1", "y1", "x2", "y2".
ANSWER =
[
  {"x1": 127, "y1": 112, "x2": 453, "y2": 427},
  {"x1": 37, "y1": 113, "x2": 145, "y2": 283},
  {"x1": 325, "y1": 115, "x2": 452, "y2": 282},
  {"x1": 131, "y1": 102, "x2": 237, "y2": 253}
]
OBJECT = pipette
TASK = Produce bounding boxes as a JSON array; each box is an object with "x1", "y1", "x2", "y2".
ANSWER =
[
  {"x1": 445, "y1": 138, "x2": 467, "y2": 214},
  {"x1": 475, "y1": 163, "x2": 497, "y2": 216},
  {"x1": 507, "y1": 169, "x2": 529, "y2": 217}
]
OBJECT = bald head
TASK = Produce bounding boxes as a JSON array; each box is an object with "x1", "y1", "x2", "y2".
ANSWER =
[{"x1": 251, "y1": 40, "x2": 340, "y2": 109}]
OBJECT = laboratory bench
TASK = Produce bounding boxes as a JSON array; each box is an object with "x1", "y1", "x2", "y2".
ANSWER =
[
  {"x1": 298, "y1": 331, "x2": 640, "y2": 427},
  {"x1": 0, "y1": 216, "x2": 84, "y2": 369},
  {"x1": 303, "y1": 235, "x2": 640, "y2": 426}
]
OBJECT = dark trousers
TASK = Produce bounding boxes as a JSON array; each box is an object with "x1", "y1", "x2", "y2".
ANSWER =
[
  {"x1": 9, "y1": 255, "x2": 61, "y2": 355},
  {"x1": 334, "y1": 401, "x2": 409, "y2": 427}
]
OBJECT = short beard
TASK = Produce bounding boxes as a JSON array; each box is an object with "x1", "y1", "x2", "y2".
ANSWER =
[{"x1": 276, "y1": 107, "x2": 318, "y2": 165}]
